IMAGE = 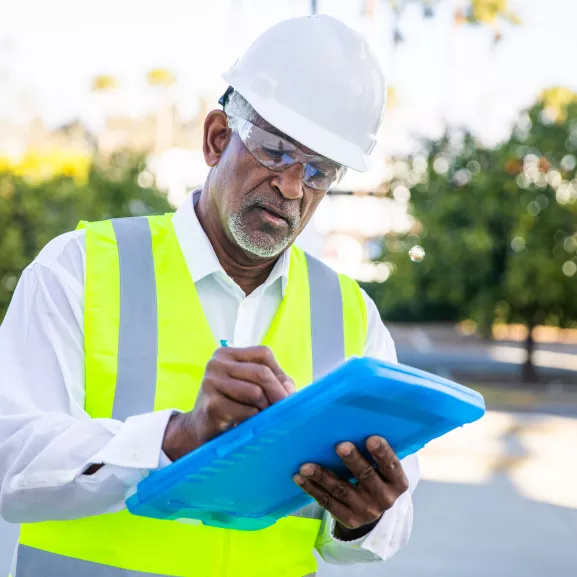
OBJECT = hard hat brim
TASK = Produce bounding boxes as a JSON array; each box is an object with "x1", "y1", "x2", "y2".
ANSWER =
[{"x1": 223, "y1": 76, "x2": 371, "y2": 173}]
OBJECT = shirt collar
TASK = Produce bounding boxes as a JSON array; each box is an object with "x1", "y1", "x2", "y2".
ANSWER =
[{"x1": 171, "y1": 191, "x2": 291, "y2": 296}]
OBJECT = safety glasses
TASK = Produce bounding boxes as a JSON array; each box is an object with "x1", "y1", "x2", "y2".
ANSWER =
[{"x1": 230, "y1": 116, "x2": 346, "y2": 191}]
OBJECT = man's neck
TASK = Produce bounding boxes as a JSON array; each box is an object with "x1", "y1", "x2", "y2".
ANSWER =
[{"x1": 195, "y1": 191, "x2": 279, "y2": 296}]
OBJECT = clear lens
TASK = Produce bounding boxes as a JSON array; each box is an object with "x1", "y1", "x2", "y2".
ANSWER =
[{"x1": 234, "y1": 117, "x2": 344, "y2": 190}]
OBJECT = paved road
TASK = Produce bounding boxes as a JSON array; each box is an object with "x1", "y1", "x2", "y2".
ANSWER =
[{"x1": 3, "y1": 411, "x2": 575, "y2": 577}]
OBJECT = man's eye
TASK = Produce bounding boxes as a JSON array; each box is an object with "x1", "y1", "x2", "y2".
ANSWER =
[
  {"x1": 306, "y1": 165, "x2": 328, "y2": 182},
  {"x1": 262, "y1": 147, "x2": 285, "y2": 161}
]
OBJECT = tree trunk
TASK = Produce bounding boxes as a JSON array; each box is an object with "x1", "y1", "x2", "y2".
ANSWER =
[{"x1": 521, "y1": 324, "x2": 539, "y2": 383}]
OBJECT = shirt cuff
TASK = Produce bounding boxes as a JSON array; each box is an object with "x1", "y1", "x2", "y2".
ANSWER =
[
  {"x1": 356, "y1": 490, "x2": 413, "y2": 558},
  {"x1": 88, "y1": 409, "x2": 176, "y2": 470},
  {"x1": 316, "y1": 490, "x2": 414, "y2": 564}
]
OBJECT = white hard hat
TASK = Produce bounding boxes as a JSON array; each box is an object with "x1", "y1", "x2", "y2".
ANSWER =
[{"x1": 222, "y1": 15, "x2": 387, "y2": 172}]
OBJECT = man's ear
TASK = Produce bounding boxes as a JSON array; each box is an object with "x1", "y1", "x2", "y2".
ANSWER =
[{"x1": 203, "y1": 110, "x2": 232, "y2": 167}]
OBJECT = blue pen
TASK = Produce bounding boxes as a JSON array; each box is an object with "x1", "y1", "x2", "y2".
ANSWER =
[{"x1": 220, "y1": 339, "x2": 229, "y2": 347}]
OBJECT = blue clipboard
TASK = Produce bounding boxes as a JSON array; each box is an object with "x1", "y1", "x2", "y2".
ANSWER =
[{"x1": 126, "y1": 357, "x2": 485, "y2": 530}]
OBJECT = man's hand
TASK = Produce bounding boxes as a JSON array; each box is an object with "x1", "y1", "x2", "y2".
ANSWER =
[
  {"x1": 293, "y1": 436, "x2": 409, "y2": 540},
  {"x1": 163, "y1": 346, "x2": 295, "y2": 461}
]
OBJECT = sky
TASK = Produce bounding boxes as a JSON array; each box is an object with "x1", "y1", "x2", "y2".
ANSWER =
[{"x1": 1, "y1": 0, "x2": 577, "y2": 154}]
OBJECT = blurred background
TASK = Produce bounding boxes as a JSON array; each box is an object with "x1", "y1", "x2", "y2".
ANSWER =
[{"x1": 1, "y1": 0, "x2": 576, "y2": 575}]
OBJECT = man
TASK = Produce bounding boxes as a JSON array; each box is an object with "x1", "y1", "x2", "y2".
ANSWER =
[{"x1": 0, "y1": 14, "x2": 419, "y2": 577}]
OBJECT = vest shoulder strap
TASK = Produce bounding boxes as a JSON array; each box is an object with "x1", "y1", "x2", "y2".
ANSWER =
[{"x1": 291, "y1": 246, "x2": 368, "y2": 361}]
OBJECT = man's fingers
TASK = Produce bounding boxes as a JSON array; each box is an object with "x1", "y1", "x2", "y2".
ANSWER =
[
  {"x1": 194, "y1": 346, "x2": 295, "y2": 451},
  {"x1": 293, "y1": 474, "x2": 361, "y2": 529},
  {"x1": 225, "y1": 361, "x2": 288, "y2": 404},
  {"x1": 298, "y1": 464, "x2": 358, "y2": 505},
  {"x1": 336, "y1": 442, "x2": 382, "y2": 487},
  {"x1": 296, "y1": 464, "x2": 384, "y2": 524},
  {"x1": 336, "y1": 440, "x2": 407, "y2": 511},
  {"x1": 214, "y1": 377, "x2": 270, "y2": 410},
  {"x1": 366, "y1": 437, "x2": 409, "y2": 492},
  {"x1": 225, "y1": 346, "x2": 295, "y2": 395}
]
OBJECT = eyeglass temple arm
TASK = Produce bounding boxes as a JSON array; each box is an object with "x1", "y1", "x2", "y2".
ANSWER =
[{"x1": 218, "y1": 86, "x2": 235, "y2": 108}]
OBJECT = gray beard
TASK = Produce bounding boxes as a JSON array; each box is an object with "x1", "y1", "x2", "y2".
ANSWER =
[{"x1": 227, "y1": 193, "x2": 301, "y2": 258}]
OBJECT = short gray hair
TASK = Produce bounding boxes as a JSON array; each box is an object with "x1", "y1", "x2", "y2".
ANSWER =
[{"x1": 224, "y1": 90, "x2": 260, "y2": 130}]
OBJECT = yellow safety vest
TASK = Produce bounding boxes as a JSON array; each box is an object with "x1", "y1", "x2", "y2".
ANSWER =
[{"x1": 16, "y1": 213, "x2": 368, "y2": 577}]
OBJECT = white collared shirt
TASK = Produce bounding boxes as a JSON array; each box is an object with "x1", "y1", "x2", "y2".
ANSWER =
[{"x1": 0, "y1": 193, "x2": 419, "y2": 570}]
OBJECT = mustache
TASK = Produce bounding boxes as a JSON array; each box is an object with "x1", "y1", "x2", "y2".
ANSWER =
[{"x1": 241, "y1": 191, "x2": 301, "y2": 226}]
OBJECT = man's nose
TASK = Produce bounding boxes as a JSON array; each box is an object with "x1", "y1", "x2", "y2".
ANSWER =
[{"x1": 270, "y1": 163, "x2": 304, "y2": 200}]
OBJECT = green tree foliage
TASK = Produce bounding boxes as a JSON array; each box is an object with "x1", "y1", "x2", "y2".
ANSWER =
[
  {"x1": 369, "y1": 90, "x2": 577, "y2": 381},
  {"x1": 0, "y1": 154, "x2": 173, "y2": 320}
]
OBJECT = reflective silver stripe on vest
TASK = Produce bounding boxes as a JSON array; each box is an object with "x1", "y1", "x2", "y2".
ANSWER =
[
  {"x1": 291, "y1": 502, "x2": 325, "y2": 520},
  {"x1": 16, "y1": 546, "x2": 317, "y2": 577},
  {"x1": 111, "y1": 218, "x2": 158, "y2": 421},
  {"x1": 15, "y1": 546, "x2": 167, "y2": 577},
  {"x1": 304, "y1": 253, "x2": 345, "y2": 380}
]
